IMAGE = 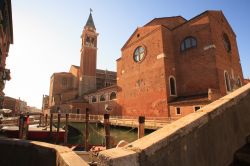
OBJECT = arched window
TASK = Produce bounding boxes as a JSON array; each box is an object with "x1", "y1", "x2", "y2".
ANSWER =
[
  {"x1": 110, "y1": 92, "x2": 116, "y2": 100},
  {"x1": 181, "y1": 37, "x2": 197, "y2": 51},
  {"x1": 62, "y1": 77, "x2": 67, "y2": 88},
  {"x1": 100, "y1": 95, "x2": 106, "y2": 102},
  {"x1": 224, "y1": 71, "x2": 231, "y2": 92},
  {"x1": 85, "y1": 36, "x2": 95, "y2": 47},
  {"x1": 133, "y1": 46, "x2": 145, "y2": 62},
  {"x1": 169, "y1": 76, "x2": 177, "y2": 96},
  {"x1": 223, "y1": 33, "x2": 231, "y2": 53},
  {"x1": 91, "y1": 96, "x2": 97, "y2": 103},
  {"x1": 236, "y1": 77, "x2": 242, "y2": 87}
]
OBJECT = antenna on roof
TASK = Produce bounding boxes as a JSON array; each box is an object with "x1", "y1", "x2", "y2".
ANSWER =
[{"x1": 90, "y1": 8, "x2": 93, "y2": 13}]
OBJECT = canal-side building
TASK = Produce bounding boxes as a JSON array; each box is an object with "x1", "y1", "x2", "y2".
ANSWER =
[
  {"x1": 46, "y1": 12, "x2": 118, "y2": 115},
  {"x1": 117, "y1": 10, "x2": 244, "y2": 119},
  {"x1": 46, "y1": 10, "x2": 245, "y2": 121},
  {"x1": 0, "y1": 0, "x2": 13, "y2": 109},
  {"x1": 3, "y1": 96, "x2": 27, "y2": 114}
]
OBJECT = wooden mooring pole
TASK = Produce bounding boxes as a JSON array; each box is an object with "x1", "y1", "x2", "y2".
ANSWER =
[
  {"x1": 45, "y1": 114, "x2": 48, "y2": 127},
  {"x1": 18, "y1": 114, "x2": 29, "y2": 139},
  {"x1": 64, "y1": 113, "x2": 69, "y2": 145},
  {"x1": 18, "y1": 114, "x2": 24, "y2": 139},
  {"x1": 24, "y1": 115, "x2": 29, "y2": 139},
  {"x1": 56, "y1": 113, "x2": 61, "y2": 144},
  {"x1": 39, "y1": 114, "x2": 42, "y2": 126},
  {"x1": 49, "y1": 113, "x2": 53, "y2": 140},
  {"x1": 104, "y1": 113, "x2": 111, "y2": 149},
  {"x1": 85, "y1": 108, "x2": 89, "y2": 151},
  {"x1": 138, "y1": 116, "x2": 145, "y2": 139}
]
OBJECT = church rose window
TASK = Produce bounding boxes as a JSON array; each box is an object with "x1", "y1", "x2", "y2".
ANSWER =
[
  {"x1": 133, "y1": 46, "x2": 145, "y2": 62},
  {"x1": 181, "y1": 37, "x2": 197, "y2": 51}
]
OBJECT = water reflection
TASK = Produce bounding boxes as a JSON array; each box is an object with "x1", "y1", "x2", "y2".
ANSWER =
[{"x1": 67, "y1": 122, "x2": 154, "y2": 146}]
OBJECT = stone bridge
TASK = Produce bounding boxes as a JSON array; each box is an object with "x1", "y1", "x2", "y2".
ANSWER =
[
  {"x1": 0, "y1": 138, "x2": 88, "y2": 166},
  {"x1": 0, "y1": 83, "x2": 250, "y2": 166},
  {"x1": 98, "y1": 83, "x2": 250, "y2": 166}
]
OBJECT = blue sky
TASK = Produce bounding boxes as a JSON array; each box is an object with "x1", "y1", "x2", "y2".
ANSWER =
[{"x1": 5, "y1": 0, "x2": 250, "y2": 108}]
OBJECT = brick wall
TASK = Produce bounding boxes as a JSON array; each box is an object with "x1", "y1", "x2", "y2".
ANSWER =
[{"x1": 117, "y1": 11, "x2": 244, "y2": 118}]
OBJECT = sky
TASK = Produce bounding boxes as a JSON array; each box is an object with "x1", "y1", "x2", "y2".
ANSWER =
[{"x1": 4, "y1": 0, "x2": 250, "y2": 108}]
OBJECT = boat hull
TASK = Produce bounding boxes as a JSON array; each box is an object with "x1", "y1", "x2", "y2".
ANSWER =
[{"x1": 1, "y1": 127, "x2": 65, "y2": 142}]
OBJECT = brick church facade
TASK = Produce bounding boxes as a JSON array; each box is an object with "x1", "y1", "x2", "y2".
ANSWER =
[{"x1": 46, "y1": 10, "x2": 245, "y2": 120}]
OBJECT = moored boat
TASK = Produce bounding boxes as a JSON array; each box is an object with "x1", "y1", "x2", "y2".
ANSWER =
[{"x1": 0, "y1": 125, "x2": 65, "y2": 142}]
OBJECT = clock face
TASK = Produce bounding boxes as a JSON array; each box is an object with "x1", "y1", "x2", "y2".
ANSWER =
[{"x1": 85, "y1": 36, "x2": 95, "y2": 47}]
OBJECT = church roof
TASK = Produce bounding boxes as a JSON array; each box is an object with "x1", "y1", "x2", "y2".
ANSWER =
[{"x1": 85, "y1": 13, "x2": 96, "y2": 29}]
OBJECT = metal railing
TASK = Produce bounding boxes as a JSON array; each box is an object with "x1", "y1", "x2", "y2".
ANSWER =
[{"x1": 1, "y1": 113, "x2": 176, "y2": 129}]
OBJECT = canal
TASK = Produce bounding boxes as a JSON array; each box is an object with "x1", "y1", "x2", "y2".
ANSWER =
[{"x1": 67, "y1": 122, "x2": 154, "y2": 146}]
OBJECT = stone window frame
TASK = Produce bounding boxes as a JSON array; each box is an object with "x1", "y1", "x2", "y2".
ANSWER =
[
  {"x1": 194, "y1": 106, "x2": 201, "y2": 112},
  {"x1": 109, "y1": 91, "x2": 117, "y2": 100},
  {"x1": 76, "y1": 108, "x2": 80, "y2": 114},
  {"x1": 175, "y1": 107, "x2": 181, "y2": 115},
  {"x1": 236, "y1": 76, "x2": 242, "y2": 87},
  {"x1": 169, "y1": 76, "x2": 177, "y2": 96},
  {"x1": 99, "y1": 94, "x2": 106, "y2": 102},
  {"x1": 91, "y1": 96, "x2": 97, "y2": 103},
  {"x1": 133, "y1": 45, "x2": 146, "y2": 63},
  {"x1": 222, "y1": 33, "x2": 231, "y2": 53},
  {"x1": 61, "y1": 77, "x2": 67, "y2": 88},
  {"x1": 180, "y1": 36, "x2": 197, "y2": 52},
  {"x1": 224, "y1": 70, "x2": 231, "y2": 93},
  {"x1": 105, "y1": 82, "x2": 112, "y2": 87},
  {"x1": 85, "y1": 36, "x2": 95, "y2": 47}
]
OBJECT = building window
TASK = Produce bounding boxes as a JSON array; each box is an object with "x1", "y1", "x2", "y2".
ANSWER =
[
  {"x1": 105, "y1": 82, "x2": 111, "y2": 87},
  {"x1": 236, "y1": 77, "x2": 242, "y2": 87},
  {"x1": 62, "y1": 78, "x2": 67, "y2": 88},
  {"x1": 223, "y1": 33, "x2": 231, "y2": 53},
  {"x1": 76, "y1": 108, "x2": 80, "y2": 114},
  {"x1": 100, "y1": 95, "x2": 106, "y2": 102},
  {"x1": 176, "y1": 107, "x2": 181, "y2": 115},
  {"x1": 133, "y1": 46, "x2": 145, "y2": 62},
  {"x1": 85, "y1": 36, "x2": 95, "y2": 47},
  {"x1": 224, "y1": 71, "x2": 231, "y2": 92},
  {"x1": 194, "y1": 106, "x2": 201, "y2": 112},
  {"x1": 110, "y1": 92, "x2": 116, "y2": 100},
  {"x1": 169, "y1": 76, "x2": 177, "y2": 96},
  {"x1": 181, "y1": 37, "x2": 197, "y2": 51},
  {"x1": 91, "y1": 96, "x2": 97, "y2": 103}
]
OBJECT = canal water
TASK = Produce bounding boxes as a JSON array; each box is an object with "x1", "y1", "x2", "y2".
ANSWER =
[{"x1": 67, "y1": 122, "x2": 154, "y2": 146}]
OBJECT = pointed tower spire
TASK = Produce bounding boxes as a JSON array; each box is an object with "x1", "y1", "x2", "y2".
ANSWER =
[{"x1": 85, "y1": 9, "x2": 96, "y2": 30}]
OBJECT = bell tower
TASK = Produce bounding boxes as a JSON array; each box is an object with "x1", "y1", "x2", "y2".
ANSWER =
[{"x1": 79, "y1": 10, "x2": 98, "y2": 96}]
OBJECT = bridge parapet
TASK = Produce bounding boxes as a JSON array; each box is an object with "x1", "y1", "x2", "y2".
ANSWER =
[
  {"x1": 98, "y1": 83, "x2": 250, "y2": 166},
  {"x1": 0, "y1": 138, "x2": 88, "y2": 166}
]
